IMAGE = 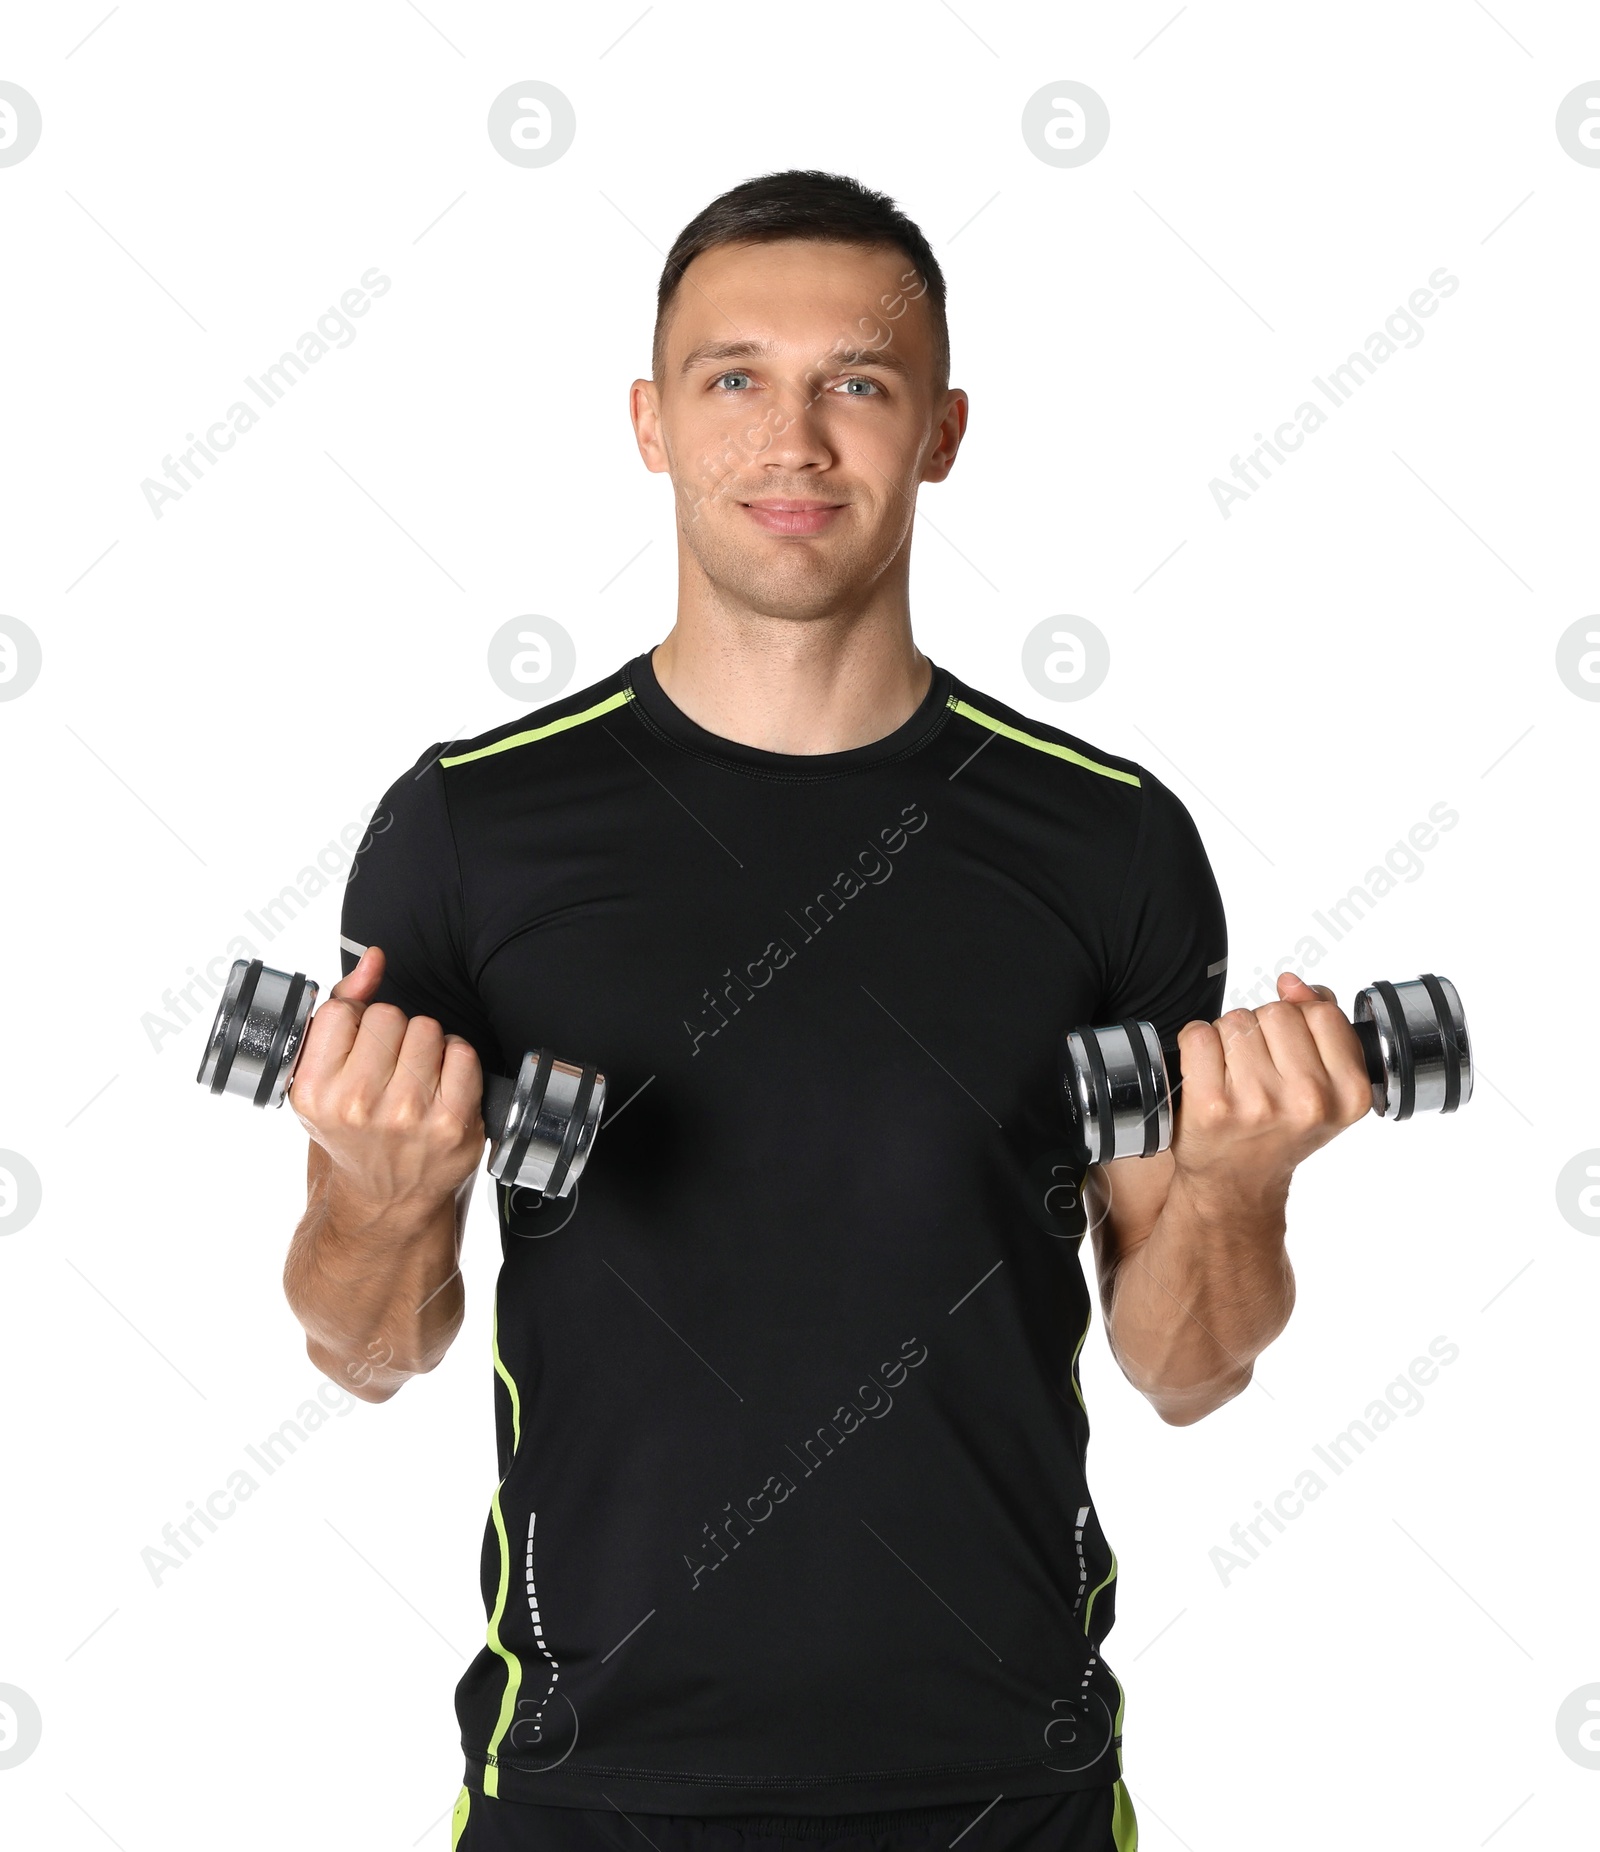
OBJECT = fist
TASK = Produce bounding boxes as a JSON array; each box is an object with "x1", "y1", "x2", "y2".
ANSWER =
[
  {"x1": 287, "y1": 945, "x2": 489, "y2": 1212},
  {"x1": 1170, "y1": 972, "x2": 1374, "y2": 1188}
]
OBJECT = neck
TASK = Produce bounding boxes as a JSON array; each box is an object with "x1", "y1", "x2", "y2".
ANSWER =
[{"x1": 649, "y1": 612, "x2": 932, "y2": 756}]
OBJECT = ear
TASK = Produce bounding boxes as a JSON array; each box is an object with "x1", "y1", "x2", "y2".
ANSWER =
[
  {"x1": 630, "y1": 377, "x2": 670, "y2": 474},
  {"x1": 920, "y1": 388, "x2": 969, "y2": 484}
]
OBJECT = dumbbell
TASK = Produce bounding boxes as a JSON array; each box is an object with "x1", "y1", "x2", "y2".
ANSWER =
[
  {"x1": 194, "y1": 958, "x2": 605, "y2": 1198},
  {"x1": 1059, "y1": 973, "x2": 1471, "y2": 1166}
]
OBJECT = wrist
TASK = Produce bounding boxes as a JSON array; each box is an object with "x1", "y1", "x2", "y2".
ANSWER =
[
  {"x1": 1168, "y1": 1154, "x2": 1291, "y2": 1231},
  {"x1": 323, "y1": 1163, "x2": 458, "y2": 1246}
]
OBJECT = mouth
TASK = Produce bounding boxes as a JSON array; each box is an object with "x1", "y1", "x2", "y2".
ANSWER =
[{"x1": 739, "y1": 499, "x2": 847, "y2": 537}]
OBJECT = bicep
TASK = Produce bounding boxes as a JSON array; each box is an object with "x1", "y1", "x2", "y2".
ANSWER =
[{"x1": 1085, "y1": 1148, "x2": 1176, "y2": 1318}]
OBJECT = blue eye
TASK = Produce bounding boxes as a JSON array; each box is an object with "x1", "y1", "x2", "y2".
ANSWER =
[{"x1": 711, "y1": 371, "x2": 881, "y2": 395}]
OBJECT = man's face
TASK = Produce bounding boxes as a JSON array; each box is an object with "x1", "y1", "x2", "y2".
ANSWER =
[{"x1": 632, "y1": 239, "x2": 966, "y2": 622}]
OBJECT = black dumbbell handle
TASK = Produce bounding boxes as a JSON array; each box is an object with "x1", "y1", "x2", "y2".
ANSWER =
[
  {"x1": 1154, "y1": 1016, "x2": 1384, "y2": 1096},
  {"x1": 483, "y1": 1072, "x2": 516, "y2": 1138}
]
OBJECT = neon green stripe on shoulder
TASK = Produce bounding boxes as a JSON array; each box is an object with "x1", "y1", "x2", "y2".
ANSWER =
[
  {"x1": 947, "y1": 695, "x2": 1140, "y2": 787},
  {"x1": 439, "y1": 687, "x2": 634, "y2": 769}
]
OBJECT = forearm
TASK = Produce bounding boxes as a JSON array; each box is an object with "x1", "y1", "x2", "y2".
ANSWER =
[
  {"x1": 284, "y1": 1159, "x2": 467, "y2": 1403},
  {"x1": 1105, "y1": 1165, "x2": 1296, "y2": 1424}
]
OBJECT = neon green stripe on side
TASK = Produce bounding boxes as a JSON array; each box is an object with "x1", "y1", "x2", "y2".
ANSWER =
[
  {"x1": 492, "y1": 1283, "x2": 521, "y2": 1455},
  {"x1": 946, "y1": 696, "x2": 1140, "y2": 787},
  {"x1": 1082, "y1": 1549, "x2": 1118, "y2": 1635},
  {"x1": 439, "y1": 687, "x2": 634, "y2": 768},
  {"x1": 481, "y1": 1484, "x2": 522, "y2": 1798},
  {"x1": 482, "y1": 1288, "x2": 525, "y2": 1797},
  {"x1": 1110, "y1": 1667, "x2": 1128, "y2": 1775},
  {"x1": 1069, "y1": 1308, "x2": 1091, "y2": 1414},
  {"x1": 451, "y1": 1786, "x2": 471, "y2": 1849},
  {"x1": 1111, "y1": 1776, "x2": 1138, "y2": 1851}
]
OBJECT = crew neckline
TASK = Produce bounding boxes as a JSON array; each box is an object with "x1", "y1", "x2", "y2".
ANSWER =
[{"x1": 626, "y1": 647, "x2": 953, "y2": 780}]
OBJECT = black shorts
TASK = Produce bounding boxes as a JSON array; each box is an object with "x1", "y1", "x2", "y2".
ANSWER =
[{"x1": 448, "y1": 1780, "x2": 1137, "y2": 1850}]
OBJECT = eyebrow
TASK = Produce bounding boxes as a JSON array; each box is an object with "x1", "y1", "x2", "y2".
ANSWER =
[{"x1": 678, "y1": 337, "x2": 914, "y2": 380}]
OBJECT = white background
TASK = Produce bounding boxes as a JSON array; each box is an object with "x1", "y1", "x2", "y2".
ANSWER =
[{"x1": 1, "y1": 3, "x2": 1596, "y2": 1847}]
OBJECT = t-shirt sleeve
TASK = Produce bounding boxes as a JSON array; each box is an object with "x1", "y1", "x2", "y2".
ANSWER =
[
  {"x1": 1099, "y1": 768, "x2": 1229, "y2": 1044},
  {"x1": 337, "y1": 744, "x2": 506, "y2": 1077}
]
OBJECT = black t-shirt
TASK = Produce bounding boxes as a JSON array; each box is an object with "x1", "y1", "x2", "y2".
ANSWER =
[{"x1": 339, "y1": 648, "x2": 1227, "y2": 1817}]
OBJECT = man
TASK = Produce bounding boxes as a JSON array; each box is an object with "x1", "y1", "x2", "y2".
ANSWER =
[{"x1": 283, "y1": 170, "x2": 1373, "y2": 1851}]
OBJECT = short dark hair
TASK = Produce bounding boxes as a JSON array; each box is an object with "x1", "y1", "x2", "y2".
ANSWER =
[{"x1": 653, "y1": 169, "x2": 950, "y2": 392}]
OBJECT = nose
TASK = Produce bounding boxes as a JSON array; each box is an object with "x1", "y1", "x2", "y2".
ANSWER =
[{"x1": 750, "y1": 380, "x2": 840, "y2": 474}]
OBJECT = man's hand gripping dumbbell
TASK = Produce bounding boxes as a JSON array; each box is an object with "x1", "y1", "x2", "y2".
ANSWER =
[
  {"x1": 197, "y1": 947, "x2": 605, "y2": 1199},
  {"x1": 198, "y1": 945, "x2": 604, "y2": 1401},
  {"x1": 1060, "y1": 969, "x2": 1470, "y2": 1169},
  {"x1": 292, "y1": 947, "x2": 531, "y2": 1211},
  {"x1": 1056, "y1": 970, "x2": 1471, "y2": 1427}
]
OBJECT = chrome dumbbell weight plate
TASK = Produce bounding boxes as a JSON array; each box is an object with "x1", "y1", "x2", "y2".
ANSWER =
[
  {"x1": 196, "y1": 958, "x2": 319, "y2": 1109},
  {"x1": 1353, "y1": 974, "x2": 1471, "y2": 1120},
  {"x1": 1059, "y1": 1019, "x2": 1173, "y2": 1167},
  {"x1": 485, "y1": 1051, "x2": 606, "y2": 1200}
]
